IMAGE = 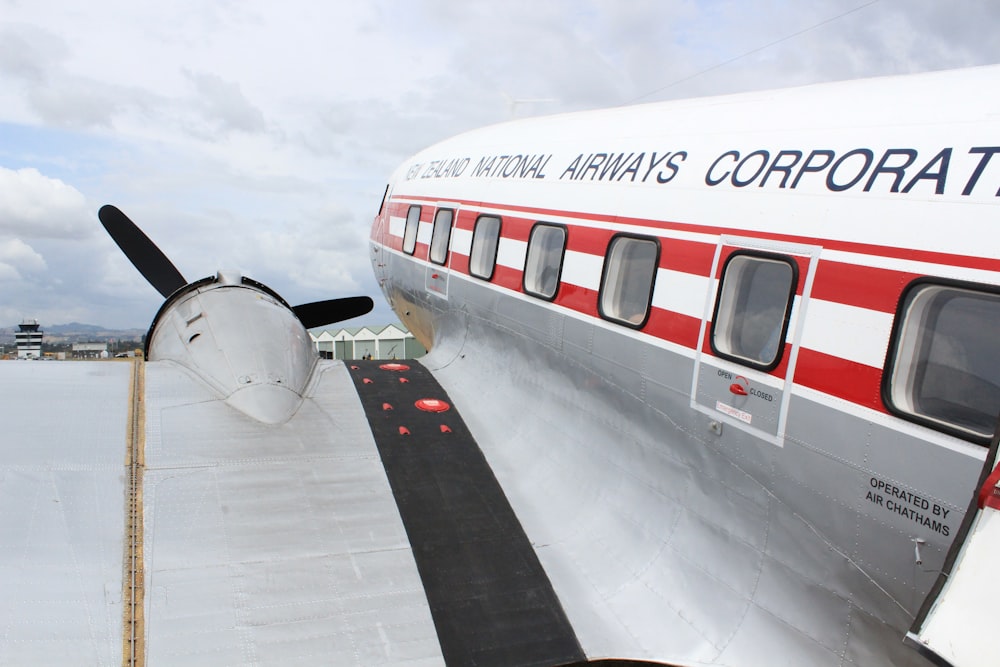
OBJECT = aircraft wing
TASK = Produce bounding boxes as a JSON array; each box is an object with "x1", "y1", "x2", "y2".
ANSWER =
[
  {"x1": 0, "y1": 355, "x2": 588, "y2": 666},
  {"x1": 0, "y1": 361, "x2": 129, "y2": 665},
  {"x1": 0, "y1": 358, "x2": 445, "y2": 666},
  {"x1": 140, "y1": 358, "x2": 444, "y2": 665}
]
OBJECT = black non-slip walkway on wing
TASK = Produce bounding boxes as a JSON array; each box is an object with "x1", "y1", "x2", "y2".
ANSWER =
[{"x1": 348, "y1": 360, "x2": 584, "y2": 667}]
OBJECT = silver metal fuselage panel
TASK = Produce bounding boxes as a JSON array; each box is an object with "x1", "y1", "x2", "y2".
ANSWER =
[{"x1": 379, "y1": 252, "x2": 965, "y2": 666}]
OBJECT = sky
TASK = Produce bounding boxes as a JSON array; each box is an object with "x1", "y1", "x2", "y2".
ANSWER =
[{"x1": 1, "y1": 0, "x2": 999, "y2": 330}]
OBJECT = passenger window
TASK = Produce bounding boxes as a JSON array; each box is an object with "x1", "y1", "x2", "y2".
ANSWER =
[
  {"x1": 403, "y1": 205, "x2": 420, "y2": 255},
  {"x1": 884, "y1": 281, "x2": 1000, "y2": 444},
  {"x1": 429, "y1": 208, "x2": 454, "y2": 265},
  {"x1": 523, "y1": 223, "x2": 566, "y2": 300},
  {"x1": 470, "y1": 215, "x2": 501, "y2": 280},
  {"x1": 600, "y1": 235, "x2": 659, "y2": 327},
  {"x1": 711, "y1": 252, "x2": 796, "y2": 370}
]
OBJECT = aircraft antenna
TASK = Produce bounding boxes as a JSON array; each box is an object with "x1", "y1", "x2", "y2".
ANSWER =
[{"x1": 501, "y1": 92, "x2": 555, "y2": 118}]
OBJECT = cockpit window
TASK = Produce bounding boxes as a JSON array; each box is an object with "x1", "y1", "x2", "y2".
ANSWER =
[
  {"x1": 429, "y1": 208, "x2": 454, "y2": 265},
  {"x1": 523, "y1": 223, "x2": 566, "y2": 300},
  {"x1": 599, "y1": 235, "x2": 659, "y2": 328},
  {"x1": 470, "y1": 215, "x2": 501, "y2": 280},
  {"x1": 403, "y1": 205, "x2": 420, "y2": 255},
  {"x1": 884, "y1": 280, "x2": 1000, "y2": 444},
  {"x1": 710, "y1": 252, "x2": 797, "y2": 371}
]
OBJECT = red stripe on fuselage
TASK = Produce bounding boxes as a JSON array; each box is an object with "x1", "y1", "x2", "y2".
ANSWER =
[
  {"x1": 492, "y1": 264, "x2": 522, "y2": 292},
  {"x1": 794, "y1": 349, "x2": 886, "y2": 413},
  {"x1": 645, "y1": 308, "x2": 702, "y2": 350},
  {"x1": 378, "y1": 193, "x2": 989, "y2": 416},
  {"x1": 811, "y1": 261, "x2": 918, "y2": 313},
  {"x1": 386, "y1": 196, "x2": 949, "y2": 313},
  {"x1": 394, "y1": 194, "x2": 1000, "y2": 272},
  {"x1": 554, "y1": 282, "x2": 598, "y2": 317}
]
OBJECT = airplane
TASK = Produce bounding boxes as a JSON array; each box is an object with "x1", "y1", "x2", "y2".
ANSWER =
[
  {"x1": 368, "y1": 64, "x2": 1000, "y2": 667},
  {"x1": 0, "y1": 65, "x2": 997, "y2": 666}
]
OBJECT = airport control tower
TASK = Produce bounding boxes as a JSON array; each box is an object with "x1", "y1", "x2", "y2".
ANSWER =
[{"x1": 15, "y1": 319, "x2": 43, "y2": 359}]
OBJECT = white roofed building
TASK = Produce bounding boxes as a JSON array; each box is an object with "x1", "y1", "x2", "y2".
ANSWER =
[
  {"x1": 310, "y1": 323, "x2": 425, "y2": 360},
  {"x1": 72, "y1": 343, "x2": 109, "y2": 359}
]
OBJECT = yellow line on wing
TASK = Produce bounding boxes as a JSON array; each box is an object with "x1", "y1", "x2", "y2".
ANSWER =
[{"x1": 122, "y1": 358, "x2": 145, "y2": 667}]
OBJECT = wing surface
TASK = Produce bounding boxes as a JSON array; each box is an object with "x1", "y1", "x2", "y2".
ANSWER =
[
  {"x1": 141, "y1": 359, "x2": 444, "y2": 665},
  {"x1": 2, "y1": 354, "x2": 575, "y2": 666},
  {"x1": 346, "y1": 360, "x2": 584, "y2": 667},
  {"x1": 0, "y1": 361, "x2": 130, "y2": 665}
]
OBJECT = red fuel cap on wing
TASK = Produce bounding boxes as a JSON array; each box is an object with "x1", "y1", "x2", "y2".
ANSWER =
[
  {"x1": 415, "y1": 398, "x2": 451, "y2": 413},
  {"x1": 380, "y1": 363, "x2": 410, "y2": 371}
]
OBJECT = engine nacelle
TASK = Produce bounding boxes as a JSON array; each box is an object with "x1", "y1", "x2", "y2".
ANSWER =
[{"x1": 146, "y1": 271, "x2": 316, "y2": 424}]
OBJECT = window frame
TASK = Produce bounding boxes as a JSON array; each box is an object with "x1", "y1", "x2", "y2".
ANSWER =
[
  {"x1": 709, "y1": 250, "x2": 798, "y2": 372},
  {"x1": 597, "y1": 233, "x2": 661, "y2": 329},
  {"x1": 469, "y1": 214, "x2": 502, "y2": 281},
  {"x1": 402, "y1": 205, "x2": 420, "y2": 255},
  {"x1": 429, "y1": 207, "x2": 455, "y2": 266},
  {"x1": 522, "y1": 222, "x2": 567, "y2": 301},
  {"x1": 882, "y1": 277, "x2": 1000, "y2": 445}
]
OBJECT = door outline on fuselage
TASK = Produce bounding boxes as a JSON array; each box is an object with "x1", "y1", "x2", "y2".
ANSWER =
[
  {"x1": 690, "y1": 235, "x2": 821, "y2": 447},
  {"x1": 424, "y1": 202, "x2": 459, "y2": 300}
]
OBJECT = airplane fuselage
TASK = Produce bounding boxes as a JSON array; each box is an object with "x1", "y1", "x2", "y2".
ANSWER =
[{"x1": 369, "y1": 66, "x2": 1000, "y2": 666}]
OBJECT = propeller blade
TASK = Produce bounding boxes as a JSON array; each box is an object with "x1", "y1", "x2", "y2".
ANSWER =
[
  {"x1": 294, "y1": 296, "x2": 374, "y2": 329},
  {"x1": 99, "y1": 204, "x2": 187, "y2": 298}
]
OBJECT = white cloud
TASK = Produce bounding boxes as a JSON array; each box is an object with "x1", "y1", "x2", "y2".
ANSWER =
[
  {"x1": 182, "y1": 69, "x2": 268, "y2": 136},
  {"x1": 0, "y1": 21, "x2": 68, "y2": 82},
  {"x1": 0, "y1": 238, "x2": 46, "y2": 277},
  {"x1": 0, "y1": 167, "x2": 92, "y2": 239}
]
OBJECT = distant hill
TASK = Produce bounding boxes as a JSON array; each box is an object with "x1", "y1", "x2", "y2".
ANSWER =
[{"x1": 0, "y1": 322, "x2": 146, "y2": 344}]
